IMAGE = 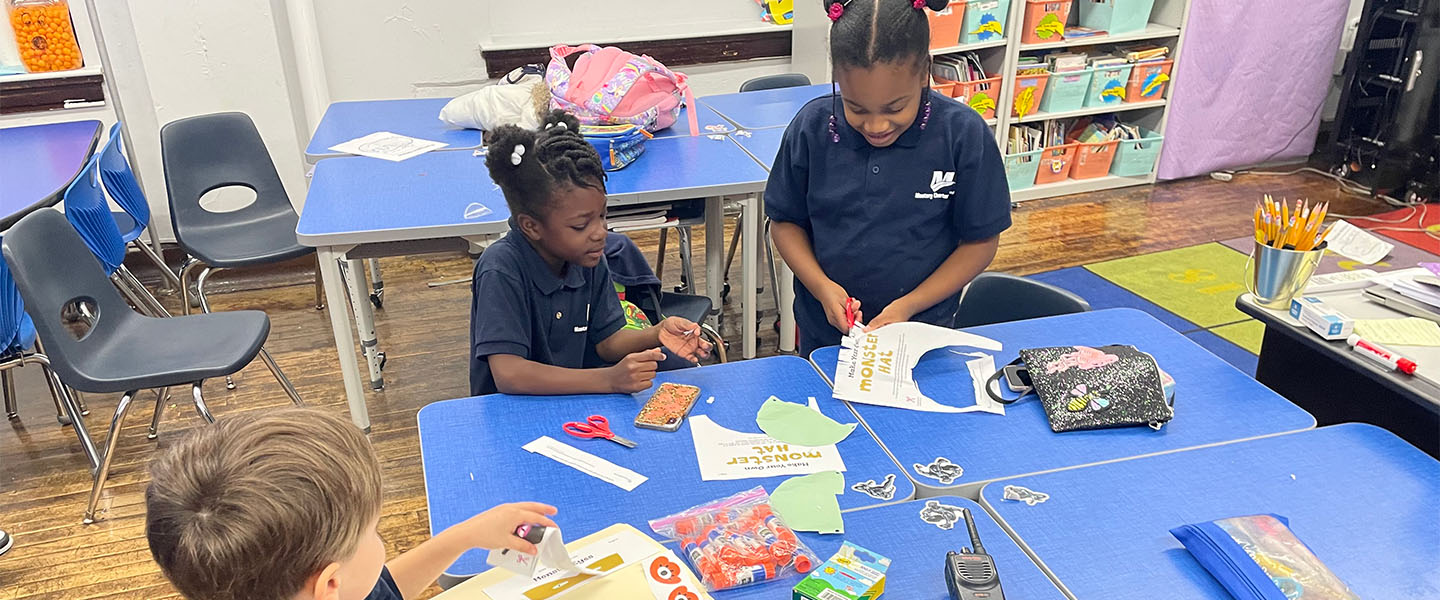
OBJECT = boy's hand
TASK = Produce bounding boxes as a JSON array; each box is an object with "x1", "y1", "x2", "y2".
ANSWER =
[
  {"x1": 457, "y1": 502, "x2": 559, "y2": 555},
  {"x1": 658, "y1": 317, "x2": 712, "y2": 362},
  {"x1": 607, "y1": 349, "x2": 664, "y2": 393},
  {"x1": 866, "y1": 298, "x2": 917, "y2": 331},
  {"x1": 817, "y1": 281, "x2": 861, "y2": 333}
]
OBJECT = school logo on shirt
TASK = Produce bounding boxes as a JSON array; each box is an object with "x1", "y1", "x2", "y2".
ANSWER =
[{"x1": 915, "y1": 171, "x2": 956, "y2": 199}]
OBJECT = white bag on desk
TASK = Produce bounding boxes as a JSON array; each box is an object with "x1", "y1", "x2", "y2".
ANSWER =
[{"x1": 439, "y1": 65, "x2": 546, "y2": 131}]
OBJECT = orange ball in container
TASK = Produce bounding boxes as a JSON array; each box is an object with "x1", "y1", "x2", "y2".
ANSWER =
[{"x1": 7, "y1": 0, "x2": 83, "y2": 73}]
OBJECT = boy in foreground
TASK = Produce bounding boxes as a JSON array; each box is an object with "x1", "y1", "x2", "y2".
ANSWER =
[{"x1": 145, "y1": 407, "x2": 556, "y2": 600}]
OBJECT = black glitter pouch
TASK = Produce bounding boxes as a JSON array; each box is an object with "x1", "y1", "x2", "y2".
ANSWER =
[{"x1": 985, "y1": 345, "x2": 1174, "y2": 432}]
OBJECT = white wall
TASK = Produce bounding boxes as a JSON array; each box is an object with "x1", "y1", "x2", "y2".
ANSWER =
[{"x1": 86, "y1": 0, "x2": 805, "y2": 241}]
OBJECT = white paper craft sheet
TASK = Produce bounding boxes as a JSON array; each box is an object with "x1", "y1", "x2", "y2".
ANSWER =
[
  {"x1": 328, "y1": 131, "x2": 448, "y2": 161},
  {"x1": 833, "y1": 321, "x2": 1005, "y2": 414},
  {"x1": 688, "y1": 415, "x2": 846, "y2": 481}
]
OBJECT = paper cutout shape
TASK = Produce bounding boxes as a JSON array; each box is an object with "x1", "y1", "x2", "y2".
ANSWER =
[
  {"x1": 481, "y1": 528, "x2": 664, "y2": 600},
  {"x1": 1002, "y1": 485, "x2": 1050, "y2": 506},
  {"x1": 770, "y1": 471, "x2": 845, "y2": 534},
  {"x1": 913, "y1": 457, "x2": 963, "y2": 484},
  {"x1": 327, "y1": 131, "x2": 448, "y2": 161},
  {"x1": 850, "y1": 474, "x2": 897, "y2": 500},
  {"x1": 755, "y1": 395, "x2": 857, "y2": 447},
  {"x1": 688, "y1": 415, "x2": 846, "y2": 481},
  {"x1": 642, "y1": 550, "x2": 705, "y2": 600},
  {"x1": 833, "y1": 322, "x2": 1003, "y2": 413},
  {"x1": 919, "y1": 500, "x2": 966, "y2": 530},
  {"x1": 522, "y1": 436, "x2": 647, "y2": 491}
]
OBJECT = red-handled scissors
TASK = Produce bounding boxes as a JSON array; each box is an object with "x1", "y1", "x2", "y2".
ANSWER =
[
  {"x1": 845, "y1": 297, "x2": 859, "y2": 329},
  {"x1": 562, "y1": 415, "x2": 637, "y2": 448}
]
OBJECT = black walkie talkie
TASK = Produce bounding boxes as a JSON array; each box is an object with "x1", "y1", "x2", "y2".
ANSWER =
[{"x1": 945, "y1": 508, "x2": 1004, "y2": 600}]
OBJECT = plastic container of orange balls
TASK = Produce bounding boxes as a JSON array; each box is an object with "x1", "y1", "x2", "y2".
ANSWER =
[{"x1": 7, "y1": 0, "x2": 83, "y2": 73}]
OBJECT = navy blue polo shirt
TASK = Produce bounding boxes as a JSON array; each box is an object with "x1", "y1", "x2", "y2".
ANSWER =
[
  {"x1": 469, "y1": 222, "x2": 627, "y2": 396},
  {"x1": 364, "y1": 567, "x2": 402, "y2": 600},
  {"x1": 765, "y1": 89, "x2": 1010, "y2": 350}
]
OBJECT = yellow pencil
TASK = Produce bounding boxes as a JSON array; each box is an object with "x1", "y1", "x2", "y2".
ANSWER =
[{"x1": 1314, "y1": 221, "x2": 1336, "y2": 248}]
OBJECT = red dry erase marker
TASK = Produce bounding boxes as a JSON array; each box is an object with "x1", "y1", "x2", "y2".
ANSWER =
[{"x1": 1346, "y1": 334, "x2": 1418, "y2": 375}]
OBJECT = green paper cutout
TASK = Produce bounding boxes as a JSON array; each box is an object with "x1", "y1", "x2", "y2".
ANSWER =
[
  {"x1": 770, "y1": 471, "x2": 845, "y2": 534},
  {"x1": 756, "y1": 396, "x2": 857, "y2": 447}
]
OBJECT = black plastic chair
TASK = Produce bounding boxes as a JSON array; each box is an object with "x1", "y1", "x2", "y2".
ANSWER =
[
  {"x1": 161, "y1": 112, "x2": 323, "y2": 316},
  {"x1": 954, "y1": 272, "x2": 1092, "y2": 328},
  {"x1": 739, "y1": 73, "x2": 812, "y2": 92},
  {"x1": 2, "y1": 209, "x2": 304, "y2": 523},
  {"x1": 161, "y1": 112, "x2": 323, "y2": 389},
  {"x1": 606, "y1": 233, "x2": 727, "y2": 363}
]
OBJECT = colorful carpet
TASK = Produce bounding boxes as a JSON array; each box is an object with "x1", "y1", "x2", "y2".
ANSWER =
[{"x1": 1084, "y1": 243, "x2": 1251, "y2": 329}]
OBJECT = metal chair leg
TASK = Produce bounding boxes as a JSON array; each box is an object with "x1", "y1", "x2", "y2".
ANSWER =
[
  {"x1": 257, "y1": 346, "x2": 303, "y2": 406},
  {"x1": 191, "y1": 383, "x2": 215, "y2": 424},
  {"x1": 179, "y1": 258, "x2": 202, "y2": 316},
  {"x1": 117, "y1": 265, "x2": 172, "y2": 317},
  {"x1": 701, "y1": 323, "x2": 728, "y2": 364},
  {"x1": 130, "y1": 237, "x2": 182, "y2": 294},
  {"x1": 147, "y1": 386, "x2": 166, "y2": 440},
  {"x1": 35, "y1": 339, "x2": 82, "y2": 420},
  {"x1": 314, "y1": 256, "x2": 326, "y2": 310},
  {"x1": 193, "y1": 267, "x2": 237, "y2": 390},
  {"x1": 27, "y1": 354, "x2": 95, "y2": 468},
  {"x1": 2, "y1": 370, "x2": 14, "y2": 419},
  {"x1": 722, "y1": 214, "x2": 743, "y2": 292},
  {"x1": 84, "y1": 391, "x2": 136, "y2": 524},
  {"x1": 678, "y1": 227, "x2": 695, "y2": 294},
  {"x1": 764, "y1": 218, "x2": 781, "y2": 316}
]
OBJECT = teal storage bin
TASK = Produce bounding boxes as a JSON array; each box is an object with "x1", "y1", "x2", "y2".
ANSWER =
[
  {"x1": 1039, "y1": 68, "x2": 1093, "y2": 113},
  {"x1": 1110, "y1": 128, "x2": 1164, "y2": 176},
  {"x1": 1084, "y1": 64, "x2": 1133, "y2": 107},
  {"x1": 1004, "y1": 150, "x2": 1043, "y2": 190},
  {"x1": 1076, "y1": 0, "x2": 1157, "y2": 35},
  {"x1": 961, "y1": 0, "x2": 1014, "y2": 44}
]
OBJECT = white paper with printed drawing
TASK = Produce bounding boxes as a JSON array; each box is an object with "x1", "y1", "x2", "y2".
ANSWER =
[
  {"x1": 688, "y1": 415, "x2": 845, "y2": 481},
  {"x1": 833, "y1": 321, "x2": 1006, "y2": 414}
]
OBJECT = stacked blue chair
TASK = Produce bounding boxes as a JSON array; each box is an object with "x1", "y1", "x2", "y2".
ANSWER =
[
  {"x1": 63, "y1": 153, "x2": 171, "y2": 318},
  {"x1": 97, "y1": 122, "x2": 183, "y2": 292}
]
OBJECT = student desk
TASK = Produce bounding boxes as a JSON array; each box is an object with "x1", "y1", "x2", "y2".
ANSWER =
[
  {"x1": 304, "y1": 98, "x2": 484, "y2": 161},
  {"x1": 981, "y1": 424, "x2": 1440, "y2": 599},
  {"x1": 727, "y1": 126, "x2": 792, "y2": 352},
  {"x1": 728, "y1": 126, "x2": 785, "y2": 170},
  {"x1": 699, "y1": 84, "x2": 831, "y2": 130},
  {"x1": 1237, "y1": 291, "x2": 1440, "y2": 456},
  {"x1": 417, "y1": 356, "x2": 916, "y2": 581},
  {"x1": 0, "y1": 120, "x2": 102, "y2": 229},
  {"x1": 299, "y1": 135, "x2": 769, "y2": 430},
  {"x1": 650, "y1": 103, "x2": 735, "y2": 138},
  {"x1": 809, "y1": 309, "x2": 1317, "y2": 496}
]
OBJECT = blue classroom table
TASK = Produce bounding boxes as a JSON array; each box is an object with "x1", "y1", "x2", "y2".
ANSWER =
[
  {"x1": 981, "y1": 424, "x2": 1440, "y2": 599},
  {"x1": 810, "y1": 309, "x2": 1316, "y2": 495},
  {"x1": 700, "y1": 84, "x2": 831, "y2": 130},
  {"x1": 729, "y1": 127, "x2": 785, "y2": 171},
  {"x1": 724, "y1": 497, "x2": 1064, "y2": 599},
  {"x1": 651, "y1": 103, "x2": 735, "y2": 138},
  {"x1": 418, "y1": 356, "x2": 916, "y2": 579},
  {"x1": 304, "y1": 98, "x2": 485, "y2": 161},
  {"x1": 0, "y1": 120, "x2": 101, "y2": 229}
]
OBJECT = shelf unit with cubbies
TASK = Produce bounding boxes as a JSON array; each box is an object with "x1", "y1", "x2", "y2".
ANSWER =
[{"x1": 922, "y1": 0, "x2": 1192, "y2": 202}]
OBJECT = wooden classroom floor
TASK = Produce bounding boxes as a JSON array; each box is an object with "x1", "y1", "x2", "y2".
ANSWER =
[{"x1": 0, "y1": 171, "x2": 1392, "y2": 599}]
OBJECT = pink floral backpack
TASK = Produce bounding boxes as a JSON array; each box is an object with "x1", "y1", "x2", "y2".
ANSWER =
[{"x1": 545, "y1": 44, "x2": 699, "y2": 136}]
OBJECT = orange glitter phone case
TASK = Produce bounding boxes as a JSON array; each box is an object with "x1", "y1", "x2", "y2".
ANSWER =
[{"x1": 635, "y1": 383, "x2": 702, "y2": 432}]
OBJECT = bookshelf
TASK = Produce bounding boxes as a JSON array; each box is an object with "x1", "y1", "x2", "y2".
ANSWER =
[{"x1": 923, "y1": 0, "x2": 1193, "y2": 202}]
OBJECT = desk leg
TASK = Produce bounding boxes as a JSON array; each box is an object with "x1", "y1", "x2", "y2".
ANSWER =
[
  {"x1": 778, "y1": 252, "x2": 796, "y2": 355},
  {"x1": 704, "y1": 197, "x2": 724, "y2": 325},
  {"x1": 319, "y1": 248, "x2": 370, "y2": 432},
  {"x1": 342, "y1": 258, "x2": 385, "y2": 389},
  {"x1": 366, "y1": 258, "x2": 385, "y2": 308},
  {"x1": 742, "y1": 194, "x2": 759, "y2": 359}
]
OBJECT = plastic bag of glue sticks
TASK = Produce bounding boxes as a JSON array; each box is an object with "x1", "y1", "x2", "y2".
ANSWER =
[{"x1": 649, "y1": 486, "x2": 818, "y2": 592}]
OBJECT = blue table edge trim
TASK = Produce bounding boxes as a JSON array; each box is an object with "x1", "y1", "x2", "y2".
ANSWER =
[
  {"x1": 976, "y1": 487, "x2": 1077, "y2": 599},
  {"x1": 2, "y1": 119, "x2": 102, "y2": 231}
]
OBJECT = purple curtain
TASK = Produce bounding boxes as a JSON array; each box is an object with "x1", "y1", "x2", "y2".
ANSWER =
[{"x1": 1158, "y1": 0, "x2": 1350, "y2": 179}]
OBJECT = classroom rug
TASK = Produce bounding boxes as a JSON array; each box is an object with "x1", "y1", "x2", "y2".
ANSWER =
[
  {"x1": 1219, "y1": 233, "x2": 1440, "y2": 275},
  {"x1": 1331, "y1": 204, "x2": 1440, "y2": 254},
  {"x1": 1209, "y1": 320, "x2": 1265, "y2": 354},
  {"x1": 1184, "y1": 329, "x2": 1259, "y2": 376},
  {"x1": 1084, "y1": 243, "x2": 1250, "y2": 328},
  {"x1": 1027, "y1": 267, "x2": 1199, "y2": 332}
]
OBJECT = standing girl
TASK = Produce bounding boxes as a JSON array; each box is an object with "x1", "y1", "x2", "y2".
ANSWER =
[{"x1": 767, "y1": 0, "x2": 1011, "y2": 355}]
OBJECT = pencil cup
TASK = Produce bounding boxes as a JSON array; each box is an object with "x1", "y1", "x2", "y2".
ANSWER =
[{"x1": 1246, "y1": 241, "x2": 1326, "y2": 309}]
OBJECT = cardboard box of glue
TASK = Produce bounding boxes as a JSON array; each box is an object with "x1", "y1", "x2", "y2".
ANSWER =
[
  {"x1": 792, "y1": 542, "x2": 890, "y2": 600},
  {"x1": 1289, "y1": 296, "x2": 1354, "y2": 341}
]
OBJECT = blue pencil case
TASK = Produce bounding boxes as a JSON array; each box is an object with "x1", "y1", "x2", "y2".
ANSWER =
[
  {"x1": 580, "y1": 123, "x2": 650, "y2": 171},
  {"x1": 1170, "y1": 515, "x2": 1359, "y2": 600}
]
